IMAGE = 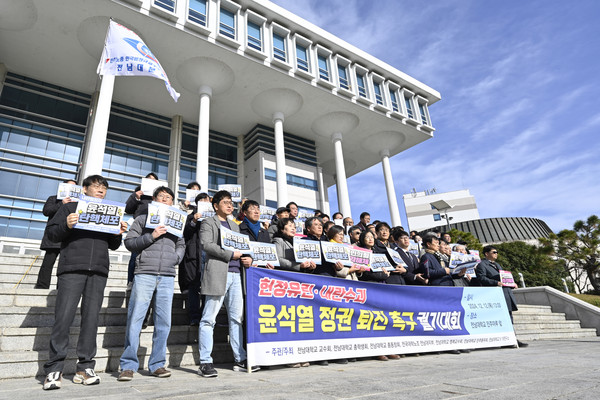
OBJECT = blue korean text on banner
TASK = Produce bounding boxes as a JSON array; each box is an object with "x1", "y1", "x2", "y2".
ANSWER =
[{"x1": 245, "y1": 268, "x2": 516, "y2": 366}]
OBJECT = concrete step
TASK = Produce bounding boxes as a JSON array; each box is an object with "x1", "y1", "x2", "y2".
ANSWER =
[
  {"x1": 512, "y1": 313, "x2": 567, "y2": 322},
  {"x1": 0, "y1": 253, "x2": 130, "y2": 270},
  {"x1": 513, "y1": 320, "x2": 584, "y2": 331},
  {"x1": 0, "y1": 342, "x2": 235, "y2": 379},
  {"x1": 515, "y1": 304, "x2": 553, "y2": 314},
  {"x1": 516, "y1": 329, "x2": 597, "y2": 341}
]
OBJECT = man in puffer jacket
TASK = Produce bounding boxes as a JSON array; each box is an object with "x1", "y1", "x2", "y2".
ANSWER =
[{"x1": 118, "y1": 186, "x2": 185, "y2": 381}]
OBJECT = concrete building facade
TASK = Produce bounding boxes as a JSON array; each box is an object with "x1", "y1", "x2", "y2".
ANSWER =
[{"x1": 403, "y1": 189, "x2": 480, "y2": 232}]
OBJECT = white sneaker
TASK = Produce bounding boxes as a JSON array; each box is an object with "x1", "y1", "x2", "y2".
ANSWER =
[
  {"x1": 43, "y1": 371, "x2": 62, "y2": 390},
  {"x1": 73, "y1": 368, "x2": 101, "y2": 385}
]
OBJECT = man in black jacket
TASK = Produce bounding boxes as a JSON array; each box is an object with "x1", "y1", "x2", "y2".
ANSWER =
[
  {"x1": 35, "y1": 179, "x2": 77, "y2": 289},
  {"x1": 238, "y1": 200, "x2": 271, "y2": 243},
  {"x1": 42, "y1": 175, "x2": 127, "y2": 391}
]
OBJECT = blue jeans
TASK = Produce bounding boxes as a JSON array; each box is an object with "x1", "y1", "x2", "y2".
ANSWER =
[
  {"x1": 199, "y1": 272, "x2": 245, "y2": 363},
  {"x1": 120, "y1": 274, "x2": 174, "y2": 372}
]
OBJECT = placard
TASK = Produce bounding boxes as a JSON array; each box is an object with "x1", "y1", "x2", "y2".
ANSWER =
[
  {"x1": 74, "y1": 195, "x2": 125, "y2": 234},
  {"x1": 195, "y1": 201, "x2": 216, "y2": 221},
  {"x1": 333, "y1": 218, "x2": 344, "y2": 226},
  {"x1": 293, "y1": 238, "x2": 321, "y2": 265},
  {"x1": 500, "y1": 270, "x2": 517, "y2": 288},
  {"x1": 57, "y1": 183, "x2": 83, "y2": 200},
  {"x1": 218, "y1": 184, "x2": 242, "y2": 203},
  {"x1": 141, "y1": 177, "x2": 168, "y2": 197},
  {"x1": 348, "y1": 246, "x2": 372, "y2": 271},
  {"x1": 321, "y1": 241, "x2": 352, "y2": 266},
  {"x1": 259, "y1": 205, "x2": 277, "y2": 223},
  {"x1": 386, "y1": 247, "x2": 404, "y2": 266},
  {"x1": 220, "y1": 226, "x2": 253, "y2": 255},
  {"x1": 185, "y1": 189, "x2": 202, "y2": 203},
  {"x1": 408, "y1": 240, "x2": 421, "y2": 257},
  {"x1": 145, "y1": 201, "x2": 187, "y2": 238},
  {"x1": 371, "y1": 253, "x2": 394, "y2": 272},
  {"x1": 250, "y1": 242, "x2": 280, "y2": 267}
]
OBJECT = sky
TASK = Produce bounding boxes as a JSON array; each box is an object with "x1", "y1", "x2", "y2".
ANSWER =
[{"x1": 270, "y1": 0, "x2": 600, "y2": 233}]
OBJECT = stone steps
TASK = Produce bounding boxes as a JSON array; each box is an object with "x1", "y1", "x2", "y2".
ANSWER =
[{"x1": 513, "y1": 304, "x2": 597, "y2": 341}]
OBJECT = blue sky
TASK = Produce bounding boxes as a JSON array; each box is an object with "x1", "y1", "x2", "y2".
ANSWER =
[{"x1": 270, "y1": 0, "x2": 600, "y2": 232}]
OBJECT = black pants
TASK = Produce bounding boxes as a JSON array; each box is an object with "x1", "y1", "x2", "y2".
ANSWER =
[
  {"x1": 44, "y1": 272, "x2": 107, "y2": 374},
  {"x1": 36, "y1": 249, "x2": 59, "y2": 289}
]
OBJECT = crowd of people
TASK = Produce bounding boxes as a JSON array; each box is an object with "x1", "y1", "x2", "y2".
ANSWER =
[{"x1": 36, "y1": 174, "x2": 525, "y2": 391}]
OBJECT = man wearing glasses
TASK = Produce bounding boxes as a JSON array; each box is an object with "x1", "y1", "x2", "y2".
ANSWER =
[{"x1": 476, "y1": 245, "x2": 528, "y2": 347}]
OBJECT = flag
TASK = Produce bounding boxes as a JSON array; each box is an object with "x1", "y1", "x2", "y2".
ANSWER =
[{"x1": 97, "y1": 20, "x2": 180, "y2": 102}]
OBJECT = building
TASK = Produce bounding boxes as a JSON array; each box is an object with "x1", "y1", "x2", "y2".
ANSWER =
[
  {"x1": 403, "y1": 189, "x2": 479, "y2": 232},
  {"x1": 0, "y1": 0, "x2": 440, "y2": 241}
]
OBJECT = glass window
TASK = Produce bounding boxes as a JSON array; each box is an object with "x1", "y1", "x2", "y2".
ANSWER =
[
  {"x1": 188, "y1": 0, "x2": 207, "y2": 25},
  {"x1": 373, "y1": 82, "x2": 384, "y2": 105},
  {"x1": 219, "y1": 8, "x2": 236, "y2": 39},
  {"x1": 405, "y1": 95, "x2": 414, "y2": 118},
  {"x1": 433, "y1": 214, "x2": 441, "y2": 221},
  {"x1": 356, "y1": 73, "x2": 367, "y2": 98},
  {"x1": 154, "y1": 0, "x2": 175, "y2": 13},
  {"x1": 273, "y1": 33, "x2": 286, "y2": 62},
  {"x1": 389, "y1": 90, "x2": 399, "y2": 112},
  {"x1": 296, "y1": 44, "x2": 309, "y2": 72},
  {"x1": 247, "y1": 21, "x2": 262, "y2": 51},
  {"x1": 419, "y1": 103, "x2": 429, "y2": 125},
  {"x1": 265, "y1": 200, "x2": 277, "y2": 208},
  {"x1": 265, "y1": 168, "x2": 277, "y2": 181},
  {"x1": 337, "y1": 64, "x2": 349, "y2": 90},
  {"x1": 318, "y1": 55, "x2": 329, "y2": 81}
]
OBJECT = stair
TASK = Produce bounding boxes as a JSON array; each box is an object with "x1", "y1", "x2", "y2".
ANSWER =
[
  {"x1": 513, "y1": 304, "x2": 598, "y2": 340},
  {"x1": 0, "y1": 252, "x2": 234, "y2": 380}
]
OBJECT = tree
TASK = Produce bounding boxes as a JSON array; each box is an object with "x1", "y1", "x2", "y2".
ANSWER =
[{"x1": 540, "y1": 215, "x2": 600, "y2": 293}]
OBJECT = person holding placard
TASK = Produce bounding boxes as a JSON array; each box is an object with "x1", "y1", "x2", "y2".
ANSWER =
[
  {"x1": 239, "y1": 200, "x2": 271, "y2": 244},
  {"x1": 179, "y1": 181, "x2": 201, "y2": 214},
  {"x1": 42, "y1": 175, "x2": 127, "y2": 391},
  {"x1": 180, "y1": 192, "x2": 210, "y2": 325},
  {"x1": 272, "y1": 218, "x2": 317, "y2": 273},
  {"x1": 355, "y1": 230, "x2": 391, "y2": 284},
  {"x1": 198, "y1": 190, "x2": 257, "y2": 377},
  {"x1": 267, "y1": 206, "x2": 289, "y2": 240},
  {"x1": 35, "y1": 179, "x2": 77, "y2": 289},
  {"x1": 392, "y1": 230, "x2": 428, "y2": 285},
  {"x1": 118, "y1": 186, "x2": 185, "y2": 381},
  {"x1": 326, "y1": 225, "x2": 360, "y2": 281},
  {"x1": 475, "y1": 245, "x2": 528, "y2": 348},
  {"x1": 419, "y1": 233, "x2": 454, "y2": 287}
]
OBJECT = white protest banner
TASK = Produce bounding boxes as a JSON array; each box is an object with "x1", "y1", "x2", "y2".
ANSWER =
[
  {"x1": 348, "y1": 246, "x2": 372, "y2": 271},
  {"x1": 371, "y1": 253, "x2": 394, "y2": 272},
  {"x1": 220, "y1": 226, "x2": 253, "y2": 256},
  {"x1": 500, "y1": 270, "x2": 517, "y2": 288},
  {"x1": 449, "y1": 251, "x2": 466, "y2": 269},
  {"x1": 321, "y1": 241, "x2": 352, "y2": 266},
  {"x1": 386, "y1": 247, "x2": 407, "y2": 268},
  {"x1": 294, "y1": 220, "x2": 304, "y2": 235},
  {"x1": 141, "y1": 177, "x2": 168, "y2": 197},
  {"x1": 333, "y1": 218, "x2": 344, "y2": 226},
  {"x1": 195, "y1": 201, "x2": 215, "y2": 221},
  {"x1": 145, "y1": 201, "x2": 186, "y2": 238},
  {"x1": 250, "y1": 242, "x2": 280, "y2": 267},
  {"x1": 97, "y1": 20, "x2": 180, "y2": 101},
  {"x1": 218, "y1": 184, "x2": 242, "y2": 203},
  {"x1": 74, "y1": 195, "x2": 125, "y2": 234},
  {"x1": 186, "y1": 189, "x2": 202, "y2": 203},
  {"x1": 57, "y1": 183, "x2": 83, "y2": 200},
  {"x1": 408, "y1": 240, "x2": 421, "y2": 257},
  {"x1": 259, "y1": 205, "x2": 277, "y2": 223},
  {"x1": 293, "y1": 237, "x2": 321, "y2": 265}
]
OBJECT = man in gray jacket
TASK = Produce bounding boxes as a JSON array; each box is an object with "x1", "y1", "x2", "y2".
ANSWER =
[
  {"x1": 197, "y1": 190, "x2": 256, "y2": 378},
  {"x1": 118, "y1": 186, "x2": 185, "y2": 381}
]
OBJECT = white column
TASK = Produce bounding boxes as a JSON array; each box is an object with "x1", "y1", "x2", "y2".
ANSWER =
[
  {"x1": 273, "y1": 112, "x2": 288, "y2": 207},
  {"x1": 381, "y1": 149, "x2": 402, "y2": 227},
  {"x1": 332, "y1": 132, "x2": 351, "y2": 218},
  {"x1": 196, "y1": 86, "x2": 212, "y2": 191},
  {"x1": 317, "y1": 166, "x2": 329, "y2": 215},
  {"x1": 80, "y1": 74, "x2": 115, "y2": 179},
  {"x1": 168, "y1": 115, "x2": 183, "y2": 193}
]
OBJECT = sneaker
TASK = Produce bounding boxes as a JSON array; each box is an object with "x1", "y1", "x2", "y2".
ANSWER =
[
  {"x1": 233, "y1": 361, "x2": 260, "y2": 372},
  {"x1": 43, "y1": 371, "x2": 62, "y2": 390},
  {"x1": 313, "y1": 360, "x2": 328, "y2": 366},
  {"x1": 198, "y1": 363, "x2": 218, "y2": 378},
  {"x1": 73, "y1": 368, "x2": 101, "y2": 385},
  {"x1": 151, "y1": 367, "x2": 171, "y2": 378},
  {"x1": 117, "y1": 370, "x2": 134, "y2": 381}
]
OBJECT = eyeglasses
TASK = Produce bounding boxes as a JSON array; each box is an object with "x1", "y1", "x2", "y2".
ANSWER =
[
  {"x1": 220, "y1": 200, "x2": 234, "y2": 206},
  {"x1": 156, "y1": 194, "x2": 173, "y2": 200},
  {"x1": 89, "y1": 183, "x2": 107, "y2": 190},
  {"x1": 491, "y1": 251, "x2": 498, "y2": 254}
]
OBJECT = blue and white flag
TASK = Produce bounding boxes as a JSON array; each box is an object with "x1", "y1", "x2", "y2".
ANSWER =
[{"x1": 97, "y1": 20, "x2": 180, "y2": 102}]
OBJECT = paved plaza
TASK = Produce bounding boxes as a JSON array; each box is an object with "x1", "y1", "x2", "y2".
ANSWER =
[{"x1": 1, "y1": 339, "x2": 599, "y2": 399}]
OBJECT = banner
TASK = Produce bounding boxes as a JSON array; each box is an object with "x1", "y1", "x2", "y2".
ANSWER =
[
  {"x1": 321, "y1": 241, "x2": 352, "y2": 266},
  {"x1": 250, "y1": 242, "x2": 280, "y2": 267},
  {"x1": 348, "y1": 246, "x2": 372, "y2": 271},
  {"x1": 195, "y1": 201, "x2": 216, "y2": 221},
  {"x1": 246, "y1": 268, "x2": 517, "y2": 366},
  {"x1": 218, "y1": 184, "x2": 242, "y2": 203},
  {"x1": 371, "y1": 253, "x2": 394, "y2": 272},
  {"x1": 186, "y1": 189, "x2": 202, "y2": 203},
  {"x1": 500, "y1": 270, "x2": 517, "y2": 288},
  {"x1": 57, "y1": 183, "x2": 83, "y2": 200},
  {"x1": 293, "y1": 238, "x2": 321, "y2": 265},
  {"x1": 74, "y1": 195, "x2": 125, "y2": 234},
  {"x1": 140, "y1": 177, "x2": 168, "y2": 197},
  {"x1": 220, "y1": 226, "x2": 253, "y2": 256},
  {"x1": 408, "y1": 240, "x2": 420, "y2": 257},
  {"x1": 386, "y1": 247, "x2": 406, "y2": 269},
  {"x1": 146, "y1": 201, "x2": 186, "y2": 238},
  {"x1": 97, "y1": 20, "x2": 180, "y2": 101},
  {"x1": 259, "y1": 205, "x2": 277, "y2": 223}
]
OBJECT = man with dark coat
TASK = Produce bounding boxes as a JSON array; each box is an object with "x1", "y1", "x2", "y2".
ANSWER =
[
  {"x1": 418, "y1": 233, "x2": 454, "y2": 286},
  {"x1": 392, "y1": 230, "x2": 427, "y2": 285},
  {"x1": 35, "y1": 179, "x2": 77, "y2": 289},
  {"x1": 238, "y1": 200, "x2": 271, "y2": 244}
]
